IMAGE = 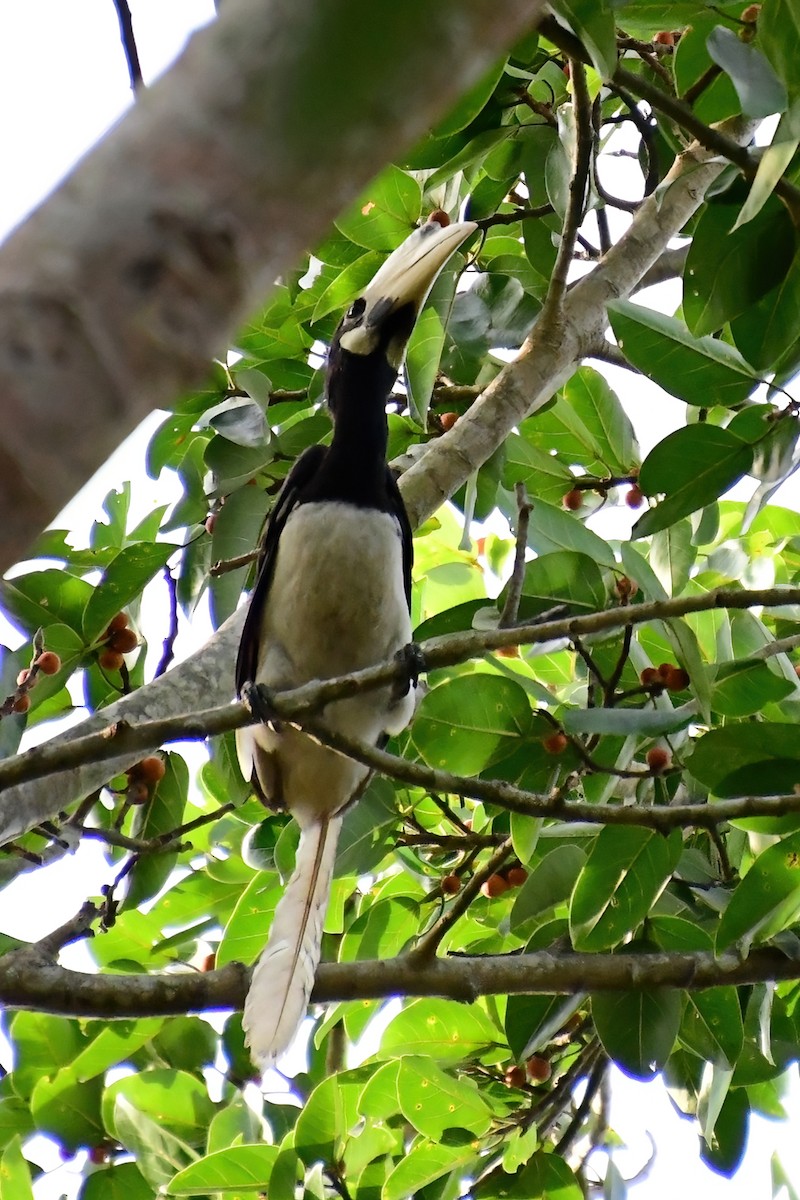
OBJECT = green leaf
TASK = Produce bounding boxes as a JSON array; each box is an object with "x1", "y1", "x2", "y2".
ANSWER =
[
  {"x1": 651, "y1": 520, "x2": 696, "y2": 597},
  {"x1": 759, "y1": 0, "x2": 800, "y2": 99},
  {"x1": 633, "y1": 426, "x2": 753, "y2": 538},
  {"x1": 510, "y1": 844, "x2": 586, "y2": 931},
  {"x1": 379, "y1": 999, "x2": 498, "y2": 1063},
  {"x1": 209, "y1": 484, "x2": 269, "y2": 627},
  {"x1": 216, "y1": 872, "x2": 283, "y2": 968},
  {"x1": 504, "y1": 550, "x2": 606, "y2": 621},
  {"x1": 570, "y1": 827, "x2": 682, "y2": 951},
  {"x1": 311, "y1": 250, "x2": 382, "y2": 322},
  {"x1": 706, "y1": 25, "x2": 787, "y2": 117},
  {"x1": 684, "y1": 194, "x2": 795, "y2": 335},
  {"x1": 711, "y1": 659, "x2": 794, "y2": 717},
  {"x1": 102, "y1": 1070, "x2": 214, "y2": 1148},
  {"x1": 335, "y1": 165, "x2": 421, "y2": 251},
  {"x1": 717, "y1": 830, "x2": 800, "y2": 951},
  {"x1": 524, "y1": 498, "x2": 617, "y2": 569},
  {"x1": 123, "y1": 754, "x2": 189, "y2": 910},
  {"x1": 79, "y1": 1163, "x2": 153, "y2": 1200},
  {"x1": 30, "y1": 1072, "x2": 104, "y2": 1152},
  {"x1": 111, "y1": 1095, "x2": 196, "y2": 1191},
  {"x1": 731, "y1": 249, "x2": 800, "y2": 371},
  {"x1": 166, "y1": 1145, "x2": 279, "y2": 1195},
  {"x1": 680, "y1": 988, "x2": 744, "y2": 1069},
  {"x1": 0, "y1": 1138, "x2": 33, "y2": 1200},
  {"x1": 435, "y1": 57, "x2": 508, "y2": 135},
  {"x1": 335, "y1": 777, "x2": 398, "y2": 876},
  {"x1": 592, "y1": 985, "x2": 683, "y2": 1080},
  {"x1": 687, "y1": 723, "x2": 800, "y2": 797},
  {"x1": 82, "y1": 542, "x2": 176, "y2": 641},
  {"x1": 396, "y1": 1057, "x2": 492, "y2": 1139},
  {"x1": 562, "y1": 702, "x2": 696, "y2": 737},
  {"x1": 405, "y1": 265, "x2": 462, "y2": 426},
  {"x1": 411, "y1": 674, "x2": 533, "y2": 775},
  {"x1": 383, "y1": 1143, "x2": 476, "y2": 1200},
  {"x1": 733, "y1": 99, "x2": 800, "y2": 230},
  {"x1": 608, "y1": 300, "x2": 759, "y2": 407},
  {"x1": 1, "y1": 570, "x2": 93, "y2": 639},
  {"x1": 505, "y1": 993, "x2": 585, "y2": 1061},
  {"x1": 548, "y1": 0, "x2": 617, "y2": 77},
  {"x1": 700, "y1": 1086, "x2": 749, "y2": 1176}
]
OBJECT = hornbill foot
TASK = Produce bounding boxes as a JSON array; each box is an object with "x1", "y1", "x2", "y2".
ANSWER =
[
  {"x1": 392, "y1": 641, "x2": 427, "y2": 700},
  {"x1": 240, "y1": 681, "x2": 278, "y2": 726}
]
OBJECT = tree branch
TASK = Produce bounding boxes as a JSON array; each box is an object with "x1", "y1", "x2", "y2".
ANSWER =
[
  {"x1": 4, "y1": 944, "x2": 800, "y2": 1019},
  {"x1": 2, "y1": 587, "x2": 799, "y2": 842},
  {"x1": 0, "y1": 0, "x2": 544, "y2": 570}
]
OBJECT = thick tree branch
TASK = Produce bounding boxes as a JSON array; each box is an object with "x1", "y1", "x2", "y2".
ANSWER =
[
  {"x1": 397, "y1": 114, "x2": 758, "y2": 528},
  {"x1": 3, "y1": 945, "x2": 800, "y2": 1019},
  {"x1": 0, "y1": 0, "x2": 543, "y2": 571}
]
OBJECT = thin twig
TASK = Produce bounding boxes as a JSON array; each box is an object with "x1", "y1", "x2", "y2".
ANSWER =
[
  {"x1": 499, "y1": 484, "x2": 532, "y2": 627},
  {"x1": 111, "y1": 0, "x2": 143, "y2": 93},
  {"x1": 409, "y1": 838, "x2": 514, "y2": 961},
  {"x1": 155, "y1": 566, "x2": 180, "y2": 678}
]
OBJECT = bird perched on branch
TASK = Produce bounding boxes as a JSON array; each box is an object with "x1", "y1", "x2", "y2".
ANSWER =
[{"x1": 235, "y1": 214, "x2": 477, "y2": 1068}]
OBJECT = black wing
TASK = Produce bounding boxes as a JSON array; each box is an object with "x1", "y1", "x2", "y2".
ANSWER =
[
  {"x1": 235, "y1": 445, "x2": 327, "y2": 693},
  {"x1": 386, "y1": 467, "x2": 413, "y2": 610}
]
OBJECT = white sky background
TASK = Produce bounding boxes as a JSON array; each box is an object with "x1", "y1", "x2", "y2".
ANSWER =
[{"x1": 0, "y1": 4, "x2": 798, "y2": 1198}]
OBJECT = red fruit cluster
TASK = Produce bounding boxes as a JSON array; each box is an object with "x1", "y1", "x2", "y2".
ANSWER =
[
  {"x1": 480, "y1": 862, "x2": 528, "y2": 898},
  {"x1": 640, "y1": 663, "x2": 690, "y2": 692},
  {"x1": 99, "y1": 612, "x2": 138, "y2": 672},
  {"x1": 563, "y1": 488, "x2": 583, "y2": 511},
  {"x1": 12, "y1": 649, "x2": 63, "y2": 712}
]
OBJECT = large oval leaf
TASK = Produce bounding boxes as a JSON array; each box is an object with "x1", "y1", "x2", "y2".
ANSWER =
[
  {"x1": 570, "y1": 826, "x2": 682, "y2": 952},
  {"x1": 592, "y1": 985, "x2": 683, "y2": 1080},
  {"x1": 411, "y1": 674, "x2": 533, "y2": 775},
  {"x1": 717, "y1": 830, "x2": 800, "y2": 952},
  {"x1": 687, "y1": 724, "x2": 800, "y2": 797}
]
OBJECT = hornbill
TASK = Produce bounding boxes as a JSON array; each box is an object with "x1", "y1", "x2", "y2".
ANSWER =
[{"x1": 235, "y1": 214, "x2": 477, "y2": 1068}]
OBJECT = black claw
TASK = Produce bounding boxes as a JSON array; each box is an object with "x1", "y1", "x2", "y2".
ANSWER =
[
  {"x1": 392, "y1": 641, "x2": 427, "y2": 700},
  {"x1": 241, "y1": 681, "x2": 277, "y2": 724}
]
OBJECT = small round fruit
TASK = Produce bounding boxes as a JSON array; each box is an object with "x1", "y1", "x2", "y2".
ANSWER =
[
  {"x1": 13, "y1": 693, "x2": 31, "y2": 713},
  {"x1": 201, "y1": 952, "x2": 216, "y2": 972},
  {"x1": 657, "y1": 662, "x2": 674, "y2": 682},
  {"x1": 205, "y1": 513, "x2": 217, "y2": 536},
  {"x1": 526, "y1": 1055, "x2": 552, "y2": 1083},
  {"x1": 626, "y1": 484, "x2": 644, "y2": 509},
  {"x1": 563, "y1": 487, "x2": 582, "y2": 511},
  {"x1": 543, "y1": 731, "x2": 568, "y2": 755},
  {"x1": 109, "y1": 627, "x2": 138, "y2": 654},
  {"x1": 88, "y1": 1146, "x2": 107, "y2": 1165},
  {"x1": 99, "y1": 649, "x2": 125, "y2": 672},
  {"x1": 441, "y1": 874, "x2": 461, "y2": 895},
  {"x1": 665, "y1": 666, "x2": 690, "y2": 691},
  {"x1": 35, "y1": 651, "x2": 61, "y2": 675},
  {"x1": 439, "y1": 411, "x2": 459, "y2": 432},
  {"x1": 741, "y1": 3, "x2": 760, "y2": 20},
  {"x1": 646, "y1": 746, "x2": 671, "y2": 773},
  {"x1": 15, "y1": 668, "x2": 31, "y2": 687},
  {"x1": 132, "y1": 756, "x2": 166, "y2": 784},
  {"x1": 506, "y1": 866, "x2": 528, "y2": 888},
  {"x1": 653, "y1": 29, "x2": 675, "y2": 45},
  {"x1": 640, "y1": 667, "x2": 659, "y2": 686},
  {"x1": 106, "y1": 612, "x2": 129, "y2": 635},
  {"x1": 127, "y1": 780, "x2": 150, "y2": 805},
  {"x1": 615, "y1": 575, "x2": 638, "y2": 599},
  {"x1": 481, "y1": 874, "x2": 509, "y2": 898},
  {"x1": 504, "y1": 1065, "x2": 527, "y2": 1089},
  {"x1": 429, "y1": 209, "x2": 451, "y2": 227}
]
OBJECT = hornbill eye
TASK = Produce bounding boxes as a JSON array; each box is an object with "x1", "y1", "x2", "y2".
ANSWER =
[{"x1": 345, "y1": 297, "x2": 367, "y2": 322}]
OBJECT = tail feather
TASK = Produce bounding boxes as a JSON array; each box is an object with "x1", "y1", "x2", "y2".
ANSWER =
[{"x1": 243, "y1": 814, "x2": 343, "y2": 1068}]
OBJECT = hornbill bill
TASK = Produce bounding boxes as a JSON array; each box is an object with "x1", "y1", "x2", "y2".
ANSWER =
[{"x1": 235, "y1": 214, "x2": 477, "y2": 1068}]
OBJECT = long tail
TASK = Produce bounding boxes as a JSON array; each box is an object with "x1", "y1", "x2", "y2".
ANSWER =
[{"x1": 243, "y1": 813, "x2": 343, "y2": 1069}]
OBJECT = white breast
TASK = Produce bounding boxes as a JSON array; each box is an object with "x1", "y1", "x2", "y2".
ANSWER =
[{"x1": 257, "y1": 501, "x2": 411, "y2": 687}]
